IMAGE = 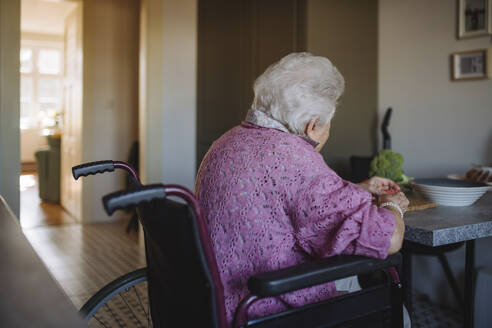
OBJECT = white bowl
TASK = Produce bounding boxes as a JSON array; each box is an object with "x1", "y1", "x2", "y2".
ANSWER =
[{"x1": 411, "y1": 178, "x2": 489, "y2": 206}]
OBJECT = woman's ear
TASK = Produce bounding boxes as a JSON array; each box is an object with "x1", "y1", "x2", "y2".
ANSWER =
[
  {"x1": 304, "y1": 118, "x2": 331, "y2": 152},
  {"x1": 304, "y1": 118, "x2": 318, "y2": 137}
]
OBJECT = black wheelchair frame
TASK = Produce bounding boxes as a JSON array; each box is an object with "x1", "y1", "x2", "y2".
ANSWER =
[{"x1": 72, "y1": 160, "x2": 404, "y2": 328}]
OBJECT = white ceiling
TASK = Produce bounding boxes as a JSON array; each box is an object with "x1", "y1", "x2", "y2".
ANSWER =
[{"x1": 21, "y1": 0, "x2": 79, "y2": 35}]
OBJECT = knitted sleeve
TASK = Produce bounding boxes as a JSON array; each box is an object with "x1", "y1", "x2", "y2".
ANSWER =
[{"x1": 291, "y1": 170, "x2": 395, "y2": 259}]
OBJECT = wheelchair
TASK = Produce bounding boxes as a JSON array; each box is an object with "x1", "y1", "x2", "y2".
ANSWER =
[{"x1": 73, "y1": 161, "x2": 404, "y2": 328}]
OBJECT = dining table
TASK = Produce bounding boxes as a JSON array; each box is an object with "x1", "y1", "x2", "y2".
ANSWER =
[{"x1": 402, "y1": 191, "x2": 492, "y2": 328}]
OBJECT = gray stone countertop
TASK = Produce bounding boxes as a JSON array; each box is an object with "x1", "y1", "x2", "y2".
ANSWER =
[{"x1": 403, "y1": 192, "x2": 492, "y2": 246}]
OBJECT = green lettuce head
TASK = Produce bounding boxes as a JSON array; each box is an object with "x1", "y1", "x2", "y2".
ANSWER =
[{"x1": 369, "y1": 149, "x2": 412, "y2": 186}]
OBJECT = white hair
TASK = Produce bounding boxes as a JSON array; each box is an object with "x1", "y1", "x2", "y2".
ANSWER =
[{"x1": 252, "y1": 52, "x2": 345, "y2": 136}]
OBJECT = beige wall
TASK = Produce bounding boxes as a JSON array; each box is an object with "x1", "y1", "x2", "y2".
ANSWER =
[
  {"x1": 379, "y1": 0, "x2": 492, "y2": 308},
  {"x1": 306, "y1": 0, "x2": 378, "y2": 178},
  {"x1": 81, "y1": 0, "x2": 139, "y2": 222},
  {"x1": 139, "y1": 0, "x2": 197, "y2": 189},
  {"x1": 379, "y1": 0, "x2": 492, "y2": 178},
  {"x1": 0, "y1": 0, "x2": 21, "y2": 217}
]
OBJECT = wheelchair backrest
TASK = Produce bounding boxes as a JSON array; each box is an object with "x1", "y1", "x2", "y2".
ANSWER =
[{"x1": 137, "y1": 194, "x2": 227, "y2": 328}]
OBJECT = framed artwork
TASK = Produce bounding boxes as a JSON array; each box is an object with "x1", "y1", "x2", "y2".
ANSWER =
[
  {"x1": 490, "y1": 0, "x2": 492, "y2": 33},
  {"x1": 451, "y1": 49, "x2": 489, "y2": 80},
  {"x1": 458, "y1": 0, "x2": 490, "y2": 38}
]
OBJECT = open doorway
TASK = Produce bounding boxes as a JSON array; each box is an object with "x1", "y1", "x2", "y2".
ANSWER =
[
  {"x1": 15, "y1": 0, "x2": 142, "y2": 312},
  {"x1": 19, "y1": 0, "x2": 79, "y2": 228},
  {"x1": 19, "y1": 0, "x2": 140, "y2": 228}
]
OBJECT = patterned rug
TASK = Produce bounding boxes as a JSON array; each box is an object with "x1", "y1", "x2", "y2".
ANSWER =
[{"x1": 88, "y1": 281, "x2": 151, "y2": 328}]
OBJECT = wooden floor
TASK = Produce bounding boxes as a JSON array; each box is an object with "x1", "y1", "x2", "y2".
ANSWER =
[
  {"x1": 20, "y1": 174, "x2": 76, "y2": 228},
  {"x1": 20, "y1": 174, "x2": 146, "y2": 310}
]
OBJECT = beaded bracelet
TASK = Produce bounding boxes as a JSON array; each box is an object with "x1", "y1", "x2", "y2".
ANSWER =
[{"x1": 380, "y1": 201, "x2": 404, "y2": 219}]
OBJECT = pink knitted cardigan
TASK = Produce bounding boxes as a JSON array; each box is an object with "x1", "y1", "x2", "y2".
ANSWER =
[{"x1": 195, "y1": 122, "x2": 395, "y2": 326}]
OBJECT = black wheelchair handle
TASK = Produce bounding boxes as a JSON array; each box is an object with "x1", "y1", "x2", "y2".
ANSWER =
[
  {"x1": 102, "y1": 184, "x2": 166, "y2": 215},
  {"x1": 72, "y1": 161, "x2": 115, "y2": 180}
]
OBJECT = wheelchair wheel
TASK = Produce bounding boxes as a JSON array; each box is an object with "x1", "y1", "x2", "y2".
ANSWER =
[{"x1": 79, "y1": 268, "x2": 151, "y2": 327}]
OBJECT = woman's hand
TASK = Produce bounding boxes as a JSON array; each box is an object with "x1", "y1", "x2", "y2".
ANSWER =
[
  {"x1": 466, "y1": 167, "x2": 492, "y2": 183},
  {"x1": 378, "y1": 192, "x2": 409, "y2": 213},
  {"x1": 358, "y1": 176, "x2": 400, "y2": 196}
]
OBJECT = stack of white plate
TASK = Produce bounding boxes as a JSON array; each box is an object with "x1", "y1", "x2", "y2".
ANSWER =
[{"x1": 411, "y1": 178, "x2": 489, "y2": 206}]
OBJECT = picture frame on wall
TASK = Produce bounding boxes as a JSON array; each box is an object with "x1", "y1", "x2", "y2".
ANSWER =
[
  {"x1": 451, "y1": 49, "x2": 489, "y2": 80},
  {"x1": 458, "y1": 0, "x2": 490, "y2": 38},
  {"x1": 490, "y1": 0, "x2": 492, "y2": 33}
]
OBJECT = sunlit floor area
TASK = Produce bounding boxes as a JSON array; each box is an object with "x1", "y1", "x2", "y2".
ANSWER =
[
  {"x1": 20, "y1": 173, "x2": 146, "y2": 309},
  {"x1": 20, "y1": 174, "x2": 76, "y2": 228}
]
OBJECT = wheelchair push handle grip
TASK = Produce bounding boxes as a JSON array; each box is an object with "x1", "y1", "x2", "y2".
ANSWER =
[
  {"x1": 72, "y1": 161, "x2": 115, "y2": 180},
  {"x1": 102, "y1": 184, "x2": 166, "y2": 215}
]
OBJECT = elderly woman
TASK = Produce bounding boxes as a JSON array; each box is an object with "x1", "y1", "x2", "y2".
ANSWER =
[{"x1": 195, "y1": 53, "x2": 409, "y2": 326}]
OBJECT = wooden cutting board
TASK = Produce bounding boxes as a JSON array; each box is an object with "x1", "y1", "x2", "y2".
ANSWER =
[{"x1": 407, "y1": 197, "x2": 437, "y2": 211}]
